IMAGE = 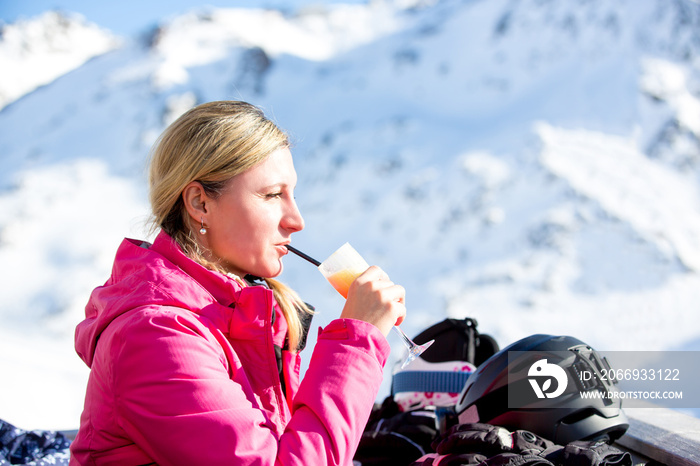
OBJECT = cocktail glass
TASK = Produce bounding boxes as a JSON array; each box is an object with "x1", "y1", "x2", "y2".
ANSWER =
[{"x1": 318, "y1": 242, "x2": 434, "y2": 369}]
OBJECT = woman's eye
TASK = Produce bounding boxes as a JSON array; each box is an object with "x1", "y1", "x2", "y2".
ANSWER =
[{"x1": 266, "y1": 192, "x2": 283, "y2": 199}]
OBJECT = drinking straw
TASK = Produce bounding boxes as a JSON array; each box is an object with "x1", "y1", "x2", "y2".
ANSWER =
[{"x1": 286, "y1": 245, "x2": 322, "y2": 267}]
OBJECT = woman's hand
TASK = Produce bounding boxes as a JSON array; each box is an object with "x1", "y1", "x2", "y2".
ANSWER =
[{"x1": 339, "y1": 266, "x2": 406, "y2": 337}]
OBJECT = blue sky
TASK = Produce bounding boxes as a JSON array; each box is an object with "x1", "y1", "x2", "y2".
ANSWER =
[{"x1": 0, "y1": 0, "x2": 365, "y2": 36}]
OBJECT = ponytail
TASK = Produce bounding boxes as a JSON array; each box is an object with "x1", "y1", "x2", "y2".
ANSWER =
[{"x1": 264, "y1": 278, "x2": 313, "y2": 352}]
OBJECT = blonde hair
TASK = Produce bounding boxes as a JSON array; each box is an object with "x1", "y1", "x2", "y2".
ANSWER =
[{"x1": 149, "y1": 101, "x2": 312, "y2": 351}]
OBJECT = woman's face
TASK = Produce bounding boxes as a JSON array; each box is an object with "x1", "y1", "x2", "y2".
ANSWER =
[{"x1": 203, "y1": 147, "x2": 304, "y2": 278}]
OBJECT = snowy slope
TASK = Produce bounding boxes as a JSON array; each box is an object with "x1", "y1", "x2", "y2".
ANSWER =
[
  {"x1": 0, "y1": 0, "x2": 699, "y2": 430},
  {"x1": 0, "y1": 11, "x2": 121, "y2": 111}
]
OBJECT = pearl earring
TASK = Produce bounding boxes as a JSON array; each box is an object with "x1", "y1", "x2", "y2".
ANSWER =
[{"x1": 199, "y1": 218, "x2": 207, "y2": 235}]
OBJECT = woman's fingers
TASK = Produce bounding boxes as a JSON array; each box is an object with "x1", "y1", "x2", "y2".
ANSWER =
[
  {"x1": 341, "y1": 266, "x2": 407, "y2": 336},
  {"x1": 353, "y1": 265, "x2": 389, "y2": 285}
]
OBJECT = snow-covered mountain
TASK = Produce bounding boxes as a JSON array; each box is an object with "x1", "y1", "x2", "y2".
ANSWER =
[
  {"x1": 1, "y1": 0, "x2": 699, "y2": 430},
  {"x1": 0, "y1": 11, "x2": 121, "y2": 111}
]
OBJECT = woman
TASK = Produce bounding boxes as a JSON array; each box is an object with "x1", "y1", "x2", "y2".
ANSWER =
[{"x1": 70, "y1": 101, "x2": 406, "y2": 465}]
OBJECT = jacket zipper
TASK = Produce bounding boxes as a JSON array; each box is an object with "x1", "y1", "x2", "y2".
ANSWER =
[{"x1": 263, "y1": 288, "x2": 289, "y2": 431}]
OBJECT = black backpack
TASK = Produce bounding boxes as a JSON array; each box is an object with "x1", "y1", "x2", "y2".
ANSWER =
[
  {"x1": 412, "y1": 317, "x2": 499, "y2": 367},
  {"x1": 354, "y1": 318, "x2": 499, "y2": 466}
]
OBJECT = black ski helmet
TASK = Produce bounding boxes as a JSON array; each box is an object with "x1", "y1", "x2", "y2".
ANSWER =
[{"x1": 455, "y1": 334, "x2": 629, "y2": 444}]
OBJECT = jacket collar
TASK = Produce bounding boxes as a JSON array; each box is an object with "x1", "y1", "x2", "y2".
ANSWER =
[{"x1": 149, "y1": 231, "x2": 244, "y2": 308}]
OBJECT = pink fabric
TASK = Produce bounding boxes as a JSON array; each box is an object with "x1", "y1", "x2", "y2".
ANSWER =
[
  {"x1": 413, "y1": 453, "x2": 446, "y2": 465},
  {"x1": 70, "y1": 231, "x2": 390, "y2": 465}
]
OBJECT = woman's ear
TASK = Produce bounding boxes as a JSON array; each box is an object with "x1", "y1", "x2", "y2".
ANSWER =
[{"x1": 182, "y1": 181, "x2": 209, "y2": 225}]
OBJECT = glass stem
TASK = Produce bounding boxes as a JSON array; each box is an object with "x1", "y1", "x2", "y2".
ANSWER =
[{"x1": 393, "y1": 326, "x2": 415, "y2": 348}]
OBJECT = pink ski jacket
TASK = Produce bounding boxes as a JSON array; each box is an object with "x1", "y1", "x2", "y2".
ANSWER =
[{"x1": 70, "y1": 231, "x2": 390, "y2": 465}]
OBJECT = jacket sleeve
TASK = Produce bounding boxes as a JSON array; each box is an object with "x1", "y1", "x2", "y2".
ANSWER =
[
  {"x1": 281, "y1": 318, "x2": 390, "y2": 464},
  {"x1": 111, "y1": 308, "x2": 389, "y2": 466}
]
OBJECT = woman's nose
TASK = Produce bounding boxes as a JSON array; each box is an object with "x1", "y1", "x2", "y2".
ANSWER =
[{"x1": 283, "y1": 200, "x2": 305, "y2": 232}]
